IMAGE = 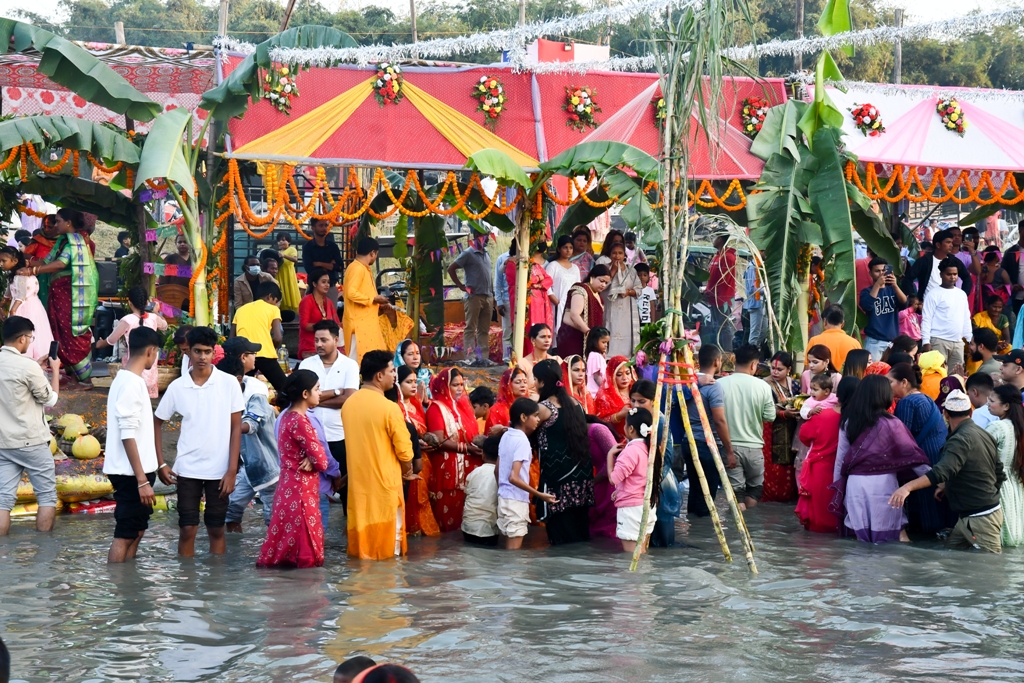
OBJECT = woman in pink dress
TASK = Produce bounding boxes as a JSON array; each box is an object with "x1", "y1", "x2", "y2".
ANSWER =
[
  {"x1": 505, "y1": 242, "x2": 556, "y2": 356},
  {"x1": 257, "y1": 369, "x2": 331, "y2": 569},
  {"x1": 0, "y1": 246, "x2": 53, "y2": 359},
  {"x1": 95, "y1": 286, "x2": 168, "y2": 397}
]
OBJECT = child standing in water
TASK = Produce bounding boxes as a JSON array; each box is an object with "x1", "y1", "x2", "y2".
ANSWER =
[
  {"x1": 497, "y1": 397, "x2": 554, "y2": 549},
  {"x1": 608, "y1": 407, "x2": 660, "y2": 553},
  {"x1": 585, "y1": 327, "x2": 610, "y2": 398}
]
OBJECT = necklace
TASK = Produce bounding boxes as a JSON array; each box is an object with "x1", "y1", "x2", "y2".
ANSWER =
[{"x1": 314, "y1": 293, "x2": 327, "y2": 318}]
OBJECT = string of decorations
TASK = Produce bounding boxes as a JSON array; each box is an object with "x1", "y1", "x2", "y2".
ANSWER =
[
  {"x1": 813, "y1": 79, "x2": 1024, "y2": 104},
  {"x1": 845, "y1": 162, "x2": 1024, "y2": 205}
]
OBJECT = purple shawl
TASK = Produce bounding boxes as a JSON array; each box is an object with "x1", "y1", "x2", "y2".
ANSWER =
[{"x1": 828, "y1": 415, "x2": 930, "y2": 518}]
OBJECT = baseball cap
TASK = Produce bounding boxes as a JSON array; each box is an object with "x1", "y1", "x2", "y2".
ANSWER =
[
  {"x1": 994, "y1": 349, "x2": 1024, "y2": 366},
  {"x1": 223, "y1": 336, "x2": 262, "y2": 356}
]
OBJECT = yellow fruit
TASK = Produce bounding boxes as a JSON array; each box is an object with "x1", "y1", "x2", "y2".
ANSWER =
[
  {"x1": 63, "y1": 423, "x2": 89, "y2": 440},
  {"x1": 50, "y1": 436, "x2": 58, "y2": 455},
  {"x1": 56, "y1": 414, "x2": 86, "y2": 430},
  {"x1": 72, "y1": 435, "x2": 102, "y2": 460}
]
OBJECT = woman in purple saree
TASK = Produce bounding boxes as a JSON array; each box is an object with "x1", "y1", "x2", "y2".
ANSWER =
[{"x1": 830, "y1": 375, "x2": 932, "y2": 543}]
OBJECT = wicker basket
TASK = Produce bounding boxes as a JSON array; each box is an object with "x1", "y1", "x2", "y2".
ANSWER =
[
  {"x1": 157, "y1": 365, "x2": 180, "y2": 392},
  {"x1": 107, "y1": 362, "x2": 121, "y2": 380}
]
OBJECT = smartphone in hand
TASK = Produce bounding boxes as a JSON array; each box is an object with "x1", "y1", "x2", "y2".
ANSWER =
[{"x1": 49, "y1": 341, "x2": 60, "y2": 360}]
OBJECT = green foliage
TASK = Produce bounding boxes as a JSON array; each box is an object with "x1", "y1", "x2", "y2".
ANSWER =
[
  {"x1": 19, "y1": 174, "x2": 138, "y2": 226},
  {"x1": 0, "y1": 116, "x2": 140, "y2": 164},
  {"x1": 133, "y1": 108, "x2": 194, "y2": 196},
  {"x1": 0, "y1": 18, "x2": 161, "y2": 121},
  {"x1": 466, "y1": 149, "x2": 533, "y2": 189},
  {"x1": 412, "y1": 214, "x2": 447, "y2": 332}
]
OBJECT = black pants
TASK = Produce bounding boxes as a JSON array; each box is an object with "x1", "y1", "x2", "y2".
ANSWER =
[
  {"x1": 253, "y1": 356, "x2": 288, "y2": 394},
  {"x1": 684, "y1": 440, "x2": 722, "y2": 518},
  {"x1": 328, "y1": 440, "x2": 347, "y2": 514},
  {"x1": 462, "y1": 531, "x2": 498, "y2": 547}
]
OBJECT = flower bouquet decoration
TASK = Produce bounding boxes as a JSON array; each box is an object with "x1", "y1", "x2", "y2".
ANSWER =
[
  {"x1": 740, "y1": 96, "x2": 769, "y2": 138},
  {"x1": 652, "y1": 94, "x2": 666, "y2": 128},
  {"x1": 374, "y1": 62, "x2": 404, "y2": 106},
  {"x1": 936, "y1": 97, "x2": 967, "y2": 136},
  {"x1": 261, "y1": 64, "x2": 299, "y2": 114},
  {"x1": 849, "y1": 103, "x2": 885, "y2": 137},
  {"x1": 474, "y1": 76, "x2": 506, "y2": 129},
  {"x1": 564, "y1": 86, "x2": 600, "y2": 132}
]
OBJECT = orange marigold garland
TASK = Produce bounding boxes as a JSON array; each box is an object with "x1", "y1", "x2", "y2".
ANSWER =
[
  {"x1": 473, "y1": 75, "x2": 506, "y2": 129},
  {"x1": 563, "y1": 86, "x2": 599, "y2": 132},
  {"x1": 740, "y1": 96, "x2": 769, "y2": 138},
  {"x1": 374, "y1": 62, "x2": 404, "y2": 106}
]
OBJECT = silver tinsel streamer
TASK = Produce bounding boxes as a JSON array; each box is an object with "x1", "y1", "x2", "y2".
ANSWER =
[{"x1": 214, "y1": 7, "x2": 1024, "y2": 76}]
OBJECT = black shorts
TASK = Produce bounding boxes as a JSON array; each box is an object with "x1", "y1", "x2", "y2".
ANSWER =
[
  {"x1": 462, "y1": 531, "x2": 499, "y2": 547},
  {"x1": 109, "y1": 472, "x2": 157, "y2": 539},
  {"x1": 175, "y1": 476, "x2": 229, "y2": 528}
]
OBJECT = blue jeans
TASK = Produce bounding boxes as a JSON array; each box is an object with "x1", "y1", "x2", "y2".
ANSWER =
[
  {"x1": 225, "y1": 468, "x2": 274, "y2": 526},
  {"x1": 863, "y1": 336, "x2": 891, "y2": 363},
  {"x1": 320, "y1": 493, "x2": 330, "y2": 530},
  {"x1": 746, "y1": 306, "x2": 765, "y2": 347}
]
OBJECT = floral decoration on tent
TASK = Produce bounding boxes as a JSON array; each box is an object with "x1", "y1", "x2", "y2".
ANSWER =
[
  {"x1": 563, "y1": 85, "x2": 599, "y2": 131},
  {"x1": 740, "y1": 96, "x2": 769, "y2": 138},
  {"x1": 651, "y1": 93, "x2": 666, "y2": 127},
  {"x1": 473, "y1": 75, "x2": 506, "y2": 129},
  {"x1": 936, "y1": 97, "x2": 967, "y2": 136},
  {"x1": 261, "y1": 64, "x2": 299, "y2": 114},
  {"x1": 849, "y1": 102, "x2": 884, "y2": 136},
  {"x1": 374, "y1": 62, "x2": 403, "y2": 106}
]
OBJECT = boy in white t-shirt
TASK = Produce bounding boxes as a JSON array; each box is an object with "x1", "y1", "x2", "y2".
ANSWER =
[
  {"x1": 104, "y1": 326, "x2": 163, "y2": 563},
  {"x1": 462, "y1": 436, "x2": 500, "y2": 546},
  {"x1": 497, "y1": 398, "x2": 555, "y2": 549},
  {"x1": 636, "y1": 263, "x2": 656, "y2": 325},
  {"x1": 155, "y1": 326, "x2": 244, "y2": 557}
]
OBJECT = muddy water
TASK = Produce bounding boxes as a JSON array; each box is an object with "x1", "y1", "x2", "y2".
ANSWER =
[{"x1": 2, "y1": 504, "x2": 1023, "y2": 682}]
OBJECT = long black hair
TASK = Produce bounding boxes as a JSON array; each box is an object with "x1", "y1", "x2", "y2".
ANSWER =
[
  {"x1": 993, "y1": 384, "x2": 1024, "y2": 482},
  {"x1": 56, "y1": 207, "x2": 84, "y2": 231},
  {"x1": 843, "y1": 349, "x2": 871, "y2": 379},
  {"x1": 584, "y1": 326, "x2": 610, "y2": 356},
  {"x1": 0, "y1": 246, "x2": 26, "y2": 271},
  {"x1": 839, "y1": 375, "x2": 893, "y2": 442},
  {"x1": 127, "y1": 285, "x2": 150, "y2": 319},
  {"x1": 534, "y1": 358, "x2": 589, "y2": 466},
  {"x1": 277, "y1": 368, "x2": 320, "y2": 411}
]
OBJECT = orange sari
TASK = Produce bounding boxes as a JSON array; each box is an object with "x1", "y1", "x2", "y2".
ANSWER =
[
  {"x1": 400, "y1": 395, "x2": 440, "y2": 537},
  {"x1": 595, "y1": 356, "x2": 633, "y2": 438}
]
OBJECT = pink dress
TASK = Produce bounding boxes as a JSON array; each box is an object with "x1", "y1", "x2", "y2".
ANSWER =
[
  {"x1": 505, "y1": 259, "x2": 554, "y2": 356},
  {"x1": 107, "y1": 313, "x2": 169, "y2": 397},
  {"x1": 257, "y1": 410, "x2": 330, "y2": 569},
  {"x1": 8, "y1": 275, "x2": 53, "y2": 360}
]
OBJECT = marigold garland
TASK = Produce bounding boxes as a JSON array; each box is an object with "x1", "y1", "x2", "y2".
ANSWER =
[
  {"x1": 374, "y1": 62, "x2": 404, "y2": 106},
  {"x1": 262, "y1": 64, "x2": 299, "y2": 115},
  {"x1": 845, "y1": 161, "x2": 1024, "y2": 205},
  {"x1": 473, "y1": 75, "x2": 506, "y2": 129},
  {"x1": 563, "y1": 86, "x2": 599, "y2": 131},
  {"x1": 937, "y1": 97, "x2": 967, "y2": 136},
  {"x1": 849, "y1": 102, "x2": 885, "y2": 137},
  {"x1": 741, "y1": 96, "x2": 769, "y2": 138}
]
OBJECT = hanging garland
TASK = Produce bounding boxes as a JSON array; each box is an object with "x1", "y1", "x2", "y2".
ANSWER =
[
  {"x1": 374, "y1": 62, "x2": 404, "y2": 106},
  {"x1": 937, "y1": 97, "x2": 967, "y2": 136},
  {"x1": 651, "y1": 93, "x2": 666, "y2": 128},
  {"x1": 563, "y1": 86, "x2": 600, "y2": 132},
  {"x1": 261, "y1": 64, "x2": 299, "y2": 114},
  {"x1": 740, "y1": 96, "x2": 769, "y2": 138},
  {"x1": 472, "y1": 75, "x2": 506, "y2": 129},
  {"x1": 849, "y1": 102, "x2": 885, "y2": 137}
]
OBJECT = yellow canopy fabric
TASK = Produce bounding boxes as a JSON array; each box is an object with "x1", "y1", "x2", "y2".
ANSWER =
[
  {"x1": 234, "y1": 78, "x2": 375, "y2": 159},
  {"x1": 402, "y1": 81, "x2": 539, "y2": 168}
]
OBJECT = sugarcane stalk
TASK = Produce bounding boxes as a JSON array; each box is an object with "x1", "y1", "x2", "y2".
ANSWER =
[
  {"x1": 672, "y1": 381, "x2": 731, "y2": 562},
  {"x1": 629, "y1": 354, "x2": 666, "y2": 571},
  {"x1": 682, "y1": 343, "x2": 758, "y2": 573}
]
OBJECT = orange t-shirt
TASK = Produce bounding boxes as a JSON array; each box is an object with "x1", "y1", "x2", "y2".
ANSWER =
[{"x1": 806, "y1": 328, "x2": 863, "y2": 372}]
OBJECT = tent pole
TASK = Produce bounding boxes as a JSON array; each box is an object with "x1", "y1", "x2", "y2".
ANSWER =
[{"x1": 511, "y1": 205, "x2": 530, "y2": 363}]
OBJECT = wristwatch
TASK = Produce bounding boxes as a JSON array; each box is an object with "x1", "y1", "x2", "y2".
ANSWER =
[{"x1": 334, "y1": 388, "x2": 341, "y2": 397}]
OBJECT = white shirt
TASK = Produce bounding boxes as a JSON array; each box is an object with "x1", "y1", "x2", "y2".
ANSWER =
[
  {"x1": 638, "y1": 285, "x2": 656, "y2": 324},
  {"x1": 461, "y1": 462, "x2": 498, "y2": 537},
  {"x1": 298, "y1": 352, "x2": 360, "y2": 442},
  {"x1": 242, "y1": 375, "x2": 269, "y2": 402},
  {"x1": 104, "y1": 370, "x2": 157, "y2": 476},
  {"x1": 972, "y1": 404, "x2": 997, "y2": 429},
  {"x1": 155, "y1": 368, "x2": 244, "y2": 480},
  {"x1": 921, "y1": 285, "x2": 973, "y2": 346}
]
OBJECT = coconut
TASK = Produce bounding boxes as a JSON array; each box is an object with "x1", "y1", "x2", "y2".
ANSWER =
[
  {"x1": 63, "y1": 423, "x2": 90, "y2": 440},
  {"x1": 49, "y1": 435, "x2": 58, "y2": 455},
  {"x1": 56, "y1": 414, "x2": 86, "y2": 430},
  {"x1": 71, "y1": 435, "x2": 102, "y2": 460}
]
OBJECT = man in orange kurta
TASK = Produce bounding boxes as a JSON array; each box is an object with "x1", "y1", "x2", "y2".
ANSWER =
[
  {"x1": 342, "y1": 237, "x2": 390, "y2": 363},
  {"x1": 341, "y1": 350, "x2": 414, "y2": 560}
]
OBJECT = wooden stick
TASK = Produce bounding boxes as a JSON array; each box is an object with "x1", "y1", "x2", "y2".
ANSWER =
[
  {"x1": 629, "y1": 355, "x2": 666, "y2": 571},
  {"x1": 673, "y1": 381, "x2": 731, "y2": 562},
  {"x1": 682, "y1": 343, "x2": 758, "y2": 573}
]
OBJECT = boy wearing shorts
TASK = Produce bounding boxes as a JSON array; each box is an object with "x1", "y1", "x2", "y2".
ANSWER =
[
  {"x1": 155, "y1": 326, "x2": 244, "y2": 557},
  {"x1": 105, "y1": 327, "x2": 164, "y2": 562}
]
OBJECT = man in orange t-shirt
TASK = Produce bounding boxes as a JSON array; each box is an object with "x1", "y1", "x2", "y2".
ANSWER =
[{"x1": 806, "y1": 304, "x2": 862, "y2": 371}]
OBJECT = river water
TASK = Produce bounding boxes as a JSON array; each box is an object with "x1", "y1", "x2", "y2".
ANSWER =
[{"x1": 2, "y1": 503, "x2": 1023, "y2": 683}]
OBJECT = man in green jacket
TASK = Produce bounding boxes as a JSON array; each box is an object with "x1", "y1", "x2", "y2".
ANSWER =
[{"x1": 889, "y1": 390, "x2": 1006, "y2": 552}]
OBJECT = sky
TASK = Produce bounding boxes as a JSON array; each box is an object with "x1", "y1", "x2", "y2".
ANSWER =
[{"x1": 7, "y1": 0, "x2": 1014, "y2": 37}]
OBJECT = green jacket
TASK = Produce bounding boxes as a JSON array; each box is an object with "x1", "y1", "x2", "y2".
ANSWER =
[{"x1": 927, "y1": 419, "x2": 1005, "y2": 514}]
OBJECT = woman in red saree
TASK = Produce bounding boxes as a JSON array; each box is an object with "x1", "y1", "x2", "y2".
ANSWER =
[
  {"x1": 485, "y1": 367, "x2": 530, "y2": 432},
  {"x1": 562, "y1": 355, "x2": 595, "y2": 415},
  {"x1": 555, "y1": 265, "x2": 611, "y2": 357},
  {"x1": 595, "y1": 356, "x2": 634, "y2": 438},
  {"x1": 257, "y1": 370, "x2": 330, "y2": 569},
  {"x1": 506, "y1": 243, "x2": 557, "y2": 356},
  {"x1": 397, "y1": 366, "x2": 441, "y2": 537},
  {"x1": 425, "y1": 368, "x2": 483, "y2": 532}
]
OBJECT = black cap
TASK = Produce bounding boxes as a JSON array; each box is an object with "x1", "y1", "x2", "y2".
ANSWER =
[
  {"x1": 994, "y1": 349, "x2": 1024, "y2": 366},
  {"x1": 223, "y1": 336, "x2": 262, "y2": 356}
]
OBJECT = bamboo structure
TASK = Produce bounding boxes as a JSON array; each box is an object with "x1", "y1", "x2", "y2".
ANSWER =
[
  {"x1": 681, "y1": 343, "x2": 758, "y2": 573},
  {"x1": 629, "y1": 354, "x2": 667, "y2": 571},
  {"x1": 510, "y1": 207, "x2": 531, "y2": 363}
]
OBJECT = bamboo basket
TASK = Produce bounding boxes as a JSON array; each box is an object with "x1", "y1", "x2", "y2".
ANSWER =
[{"x1": 157, "y1": 365, "x2": 180, "y2": 392}]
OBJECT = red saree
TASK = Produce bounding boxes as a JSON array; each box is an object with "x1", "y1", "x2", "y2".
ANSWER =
[
  {"x1": 555, "y1": 282, "x2": 604, "y2": 357},
  {"x1": 562, "y1": 355, "x2": 596, "y2": 415},
  {"x1": 595, "y1": 356, "x2": 633, "y2": 438},
  {"x1": 400, "y1": 395, "x2": 440, "y2": 537},
  {"x1": 425, "y1": 369, "x2": 481, "y2": 532}
]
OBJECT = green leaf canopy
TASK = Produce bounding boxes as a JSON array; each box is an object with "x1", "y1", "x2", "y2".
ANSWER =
[
  {"x1": 0, "y1": 19, "x2": 161, "y2": 122},
  {"x1": 133, "y1": 108, "x2": 194, "y2": 196},
  {"x1": 201, "y1": 25, "x2": 358, "y2": 121},
  {"x1": 0, "y1": 116, "x2": 140, "y2": 165}
]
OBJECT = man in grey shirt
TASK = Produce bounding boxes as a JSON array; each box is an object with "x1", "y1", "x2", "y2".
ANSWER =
[
  {"x1": 0, "y1": 316, "x2": 61, "y2": 535},
  {"x1": 448, "y1": 233, "x2": 496, "y2": 366}
]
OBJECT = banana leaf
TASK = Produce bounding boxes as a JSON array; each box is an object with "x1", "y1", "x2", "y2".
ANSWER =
[
  {"x1": 554, "y1": 186, "x2": 610, "y2": 239},
  {"x1": 540, "y1": 141, "x2": 659, "y2": 181},
  {"x1": 750, "y1": 100, "x2": 806, "y2": 163},
  {"x1": 0, "y1": 115, "x2": 140, "y2": 164},
  {"x1": 201, "y1": 25, "x2": 358, "y2": 121},
  {"x1": 133, "y1": 108, "x2": 194, "y2": 197},
  {"x1": 847, "y1": 181, "x2": 902, "y2": 275},
  {"x1": 466, "y1": 149, "x2": 532, "y2": 190},
  {"x1": 20, "y1": 174, "x2": 137, "y2": 227},
  {"x1": 0, "y1": 19, "x2": 160, "y2": 122},
  {"x1": 412, "y1": 214, "x2": 447, "y2": 332},
  {"x1": 958, "y1": 203, "x2": 1003, "y2": 227}
]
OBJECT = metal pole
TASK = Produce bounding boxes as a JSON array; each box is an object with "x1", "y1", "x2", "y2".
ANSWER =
[
  {"x1": 114, "y1": 21, "x2": 126, "y2": 45},
  {"x1": 893, "y1": 9, "x2": 903, "y2": 85},
  {"x1": 218, "y1": 0, "x2": 230, "y2": 37},
  {"x1": 793, "y1": 0, "x2": 804, "y2": 71}
]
